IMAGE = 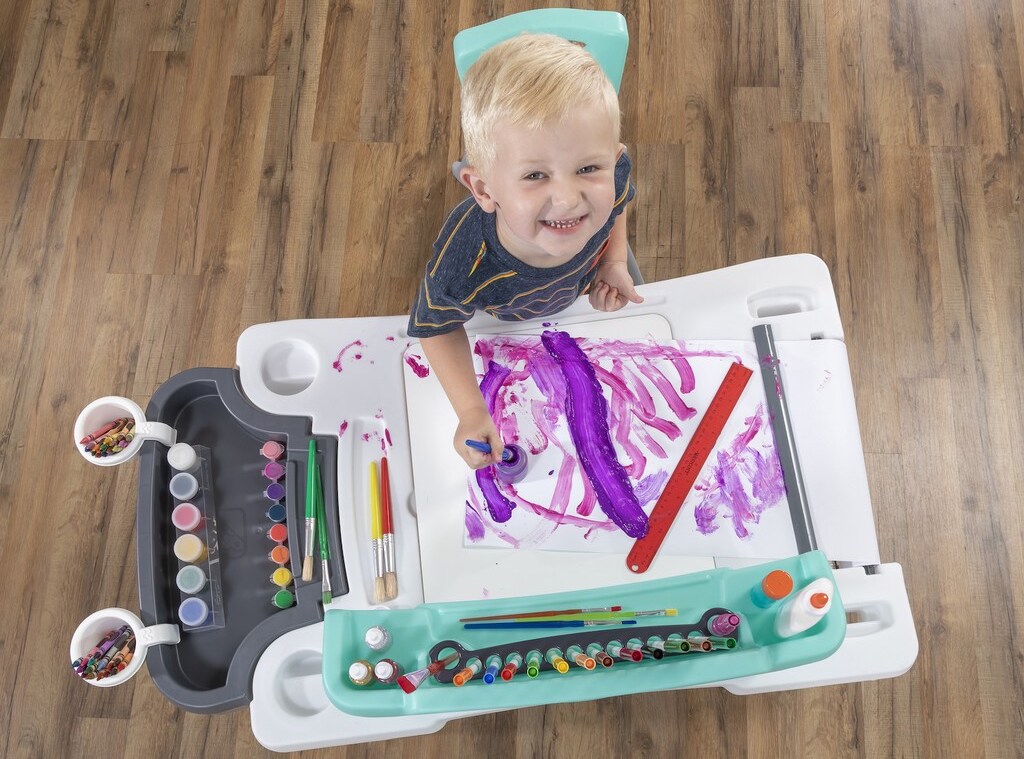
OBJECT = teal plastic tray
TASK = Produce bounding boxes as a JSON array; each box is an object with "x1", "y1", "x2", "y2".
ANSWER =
[{"x1": 322, "y1": 551, "x2": 845, "y2": 717}]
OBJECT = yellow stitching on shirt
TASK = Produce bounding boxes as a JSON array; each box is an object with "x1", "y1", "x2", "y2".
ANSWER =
[
  {"x1": 461, "y1": 271, "x2": 518, "y2": 304},
  {"x1": 429, "y1": 199, "x2": 476, "y2": 277}
]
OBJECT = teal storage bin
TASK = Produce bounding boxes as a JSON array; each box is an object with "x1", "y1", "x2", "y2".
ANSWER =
[
  {"x1": 323, "y1": 551, "x2": 846, "y2": 717},
  {"x1": 453, "y1": 9, "x2": 629, "y2": 93}
]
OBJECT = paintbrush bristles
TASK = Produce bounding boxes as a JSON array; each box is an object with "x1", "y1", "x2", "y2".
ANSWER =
[
  {"x1": 374, "y1": 576, "x2": 386, "y2": 604},
  {"x1": 384, "y1": 571, "x2": 397, "y2": 601},
  {"x1": 301, "y1": 555, "x2": 314, "y2": 582}
]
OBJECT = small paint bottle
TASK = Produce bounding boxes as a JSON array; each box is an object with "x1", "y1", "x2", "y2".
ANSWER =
[
  {"x1": 265, "y1": 503, "x2": 288, "y2": 523},
  {"x1": 348, "y1": 660, "x2": 374, "y2": 686},
  {"x1": 173, "y1": 534, "x2": 208, "y2": 563},
  {"x1": 267, "y1": 523, "x2": 288, "y2": 543},
  {"x1": 373, "y1": 658, "x2": 401, "y2": 685},
  {"x1": 271, "y1": 567, "x2": 293, "y2": 588},
  {"x1": 750, "y1": 569, "x2": 794, "y2": 608},
  {"x1": 169, "y1": 472, "x2": 200, "y2": 501},
  {"x1": 264, "y1": 482, "x2": 286, "y2": 502},
  {"x1": 775, "y1": 577, "x2": 833, "y2": 637},
  {"x1": 175, "y1": 565, "x2": 208, "y2": 594},
  {"x1": 262, "y1": 461, "x2": 286, "y2": 481},
  {"x1": 494, "y1": 444, "x2": 528, "y2": 484},
  {"x1": 171, "y1": 502, "x2": 204, "y2": 532},
  {"x1": 363, "y1": 625, "x2": 391, "y2": 652},
  {"x1": 708, "y1": 612, "x2": 741, "y2": 637},
  {"x1": 167, "y1": 443, "x2": 201, "y2": 474},
  {"x1": 178, "y1": 597, "x2": 211, "y2": 627},
  {"x1": 261, "y1": 440, "x2": 285, "y2": 460},
  {"x1": 269, "y1": 545, "x2": 290, "y2": 566},
  {"x1": 271, "y1": 589, "x2": 295, "y2": 609}
]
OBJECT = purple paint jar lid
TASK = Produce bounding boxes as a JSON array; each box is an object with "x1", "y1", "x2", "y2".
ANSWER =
[
  {"x1": 178, "y1": 597, "x2": 210, "y2": 627},
  {"x1": 264, "y1": 482, "x2": 286, "y2": 502}
]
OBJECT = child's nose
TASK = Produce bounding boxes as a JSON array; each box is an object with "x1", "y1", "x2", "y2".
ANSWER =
[{"x1": 550, "y1": 177, "x2": 581, "y2": 209}]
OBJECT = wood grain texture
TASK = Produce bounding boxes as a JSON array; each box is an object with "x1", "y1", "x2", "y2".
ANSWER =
[{"x1": 1, "y1": 1, "x2": 1023, "y2": 756}]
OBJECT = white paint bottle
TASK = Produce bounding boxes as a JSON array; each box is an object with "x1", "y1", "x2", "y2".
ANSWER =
[{"x1": 774, "y1": 577, "x2": 834, "y2": 638}]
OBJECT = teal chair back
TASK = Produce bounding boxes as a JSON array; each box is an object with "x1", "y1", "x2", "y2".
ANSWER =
[{"x1": 453, "y1": 8, "x2": 629, "y2": 93}]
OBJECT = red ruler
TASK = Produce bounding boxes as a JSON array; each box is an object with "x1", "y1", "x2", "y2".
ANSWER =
[{"x1": 626, "y1": 362, "x2": 754, "y2": 573}]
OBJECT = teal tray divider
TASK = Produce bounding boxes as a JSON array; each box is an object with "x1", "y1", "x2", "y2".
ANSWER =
[{"x1": 322, "y1": 551, "x2": 845, "y2": 717}]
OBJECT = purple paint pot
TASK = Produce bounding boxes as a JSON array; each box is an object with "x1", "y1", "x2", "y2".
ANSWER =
[
  {"x1": 494, "y1": 444, "x2": 528, "y2": 484},
  {"x1": 264, "y1": 482, "x2": 286, "y2": 502}
]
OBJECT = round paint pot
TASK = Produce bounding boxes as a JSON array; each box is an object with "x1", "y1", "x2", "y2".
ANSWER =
[
  {"x1": 265, "y1": 503, "x2": 287, "y2": 523},
  {"x1": 175, "y1": 565, "x2": 208, "y2": 594},
  {"x1": 264, "y1": 482, "x2": 286, "y2": 502},
  {"x1": 166, "y1": 443, "x2": 200, "y2": 473},
  {"x1": 169, "y1": 472, "x2": 199, "y2": 501},
  {"x1": 267, "y1": 523, "x2": 288, "y2": 543},
  {"x1": 261, "y1": 441, "x2": 285, "y2": 460},
  {"x1": 173, "y1": 534, "x2": 208, "y2": 564},
  {"x1": 373, "y1": 659, "x2": 401, "y2": 684},
  {"x1": 178, "y1": 597, "x2": 211, "y2": 627},
  {"x1": 348, "y1": 660, "x2": 373, "y2": 686},
  {"x1": 171, "y1": 502, "x2": 204, "y2": 532},
  {"x1": 364, "y1": 625, "x2": 391, "y2": 651},
  {"x1": 494, "y1": 444, "x2": 528, "y2": 484},
  {"x1": 272, "y1": 589, "x2": 295, "y2": 609},
  {"x1": 271, "y1": 567, "x2": 293, "y2": 588},
  {"x1": 262, "y1": 461, "x2": 286, "y2": 481},
  {"x1": 269, "y1": 545, "x2": 290, "y2": 565}
]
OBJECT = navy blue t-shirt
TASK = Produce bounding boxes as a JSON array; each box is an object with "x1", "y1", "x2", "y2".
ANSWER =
[{"x1": 408, "y1": 152, "x2": 636, "y2": 338}]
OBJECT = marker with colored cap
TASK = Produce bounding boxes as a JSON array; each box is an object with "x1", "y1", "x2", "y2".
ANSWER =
[
  {"x1": 686, "y1": 637, "x2": 713, "y2": 652},
  {"x1": 606, "y1": 640, "x2": 643, "y2": 662},
  {"x1": 525, "y1": 649, "x2": 543, "y2": 678},
  {"x1": 751, "y1": 569, "x2": 794, "y2": 607},
  {"x1": 775, "y1": 577, "x2": 834, "y2": 637},
  {"x1": 662, "y1": 635, "x2": 690, "y2": 653},
  {"x1": 501, "y1": 652, "x2": 523, "y2": 681},
  {"x1": 565, "y1": 644, "x2": 596, "y2": 670},
  {"x1": 453, "y1": 657, "x2": 482, "y2": 686},
  {"x1": 586, "y1": 643, "x2": 614, "y2": 667},
  {"x1": 482, "y1": 654, "x2": 503, "y2": 684},
  {"x1": 545, "y1": 647, "x2": 569, "y2": 674},
  {"x1": 708, "y1": 613, "x2": 741, "y2": 637},
  {"x1": 708, "y1": 636, "x2": 737, "y2": 649}
]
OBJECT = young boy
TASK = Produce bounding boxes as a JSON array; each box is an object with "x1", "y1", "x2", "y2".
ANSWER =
[{"x1": 408, "y1": 33, "x2": 642, "y2": 469}]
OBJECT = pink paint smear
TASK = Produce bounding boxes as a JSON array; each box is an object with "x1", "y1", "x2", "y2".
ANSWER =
[{"x1": 332, "y1": 340, "x2": 364, "y2": 372}]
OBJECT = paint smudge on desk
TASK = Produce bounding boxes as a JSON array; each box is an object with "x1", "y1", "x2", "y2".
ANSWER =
[
  {"x1": 338, "y1": 420, "x2": 349, "y2": 438},
  {"x1": 405, "y1": 354, "x2": 430, "y2": 378},
  {"x1": 465, "y1": 331, "x2": 786, "y2": 554},
  {"x1": 332, "y1": 340, "x2": 365, "y2": 372}
]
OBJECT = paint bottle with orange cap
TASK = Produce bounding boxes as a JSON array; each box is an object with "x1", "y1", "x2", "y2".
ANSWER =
[
  {"x1": 750, "y1": 569, "x2": 794, "y2": 608},
  {"x1": 774, "y1": 577, "x2": 834, "y2": 637}
]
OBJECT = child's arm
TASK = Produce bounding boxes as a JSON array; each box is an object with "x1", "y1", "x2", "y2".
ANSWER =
[
  {"x1": 420, "y1": 327, "x2": 504, "y2": 469},
  {"x1": 590, "y1": 210, "x2": 644, "y2": 312}
]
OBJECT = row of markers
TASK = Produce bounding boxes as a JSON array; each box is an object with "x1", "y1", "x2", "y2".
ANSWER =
[
  {"x1": 347, "y1": 614, "x2": 741, "y2": 690},
  {"x1": 71, "y1": 625, "x2": 136, "y2": 681}
]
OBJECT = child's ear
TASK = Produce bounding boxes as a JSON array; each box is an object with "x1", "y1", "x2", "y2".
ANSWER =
[{"x1": 460, "y1": 165, "x2": 498, "y2": 213}]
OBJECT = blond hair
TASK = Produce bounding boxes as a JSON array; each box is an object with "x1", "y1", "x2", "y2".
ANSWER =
[{"x1": 460, "y1": 33, "x2": 620, "y2": 172}]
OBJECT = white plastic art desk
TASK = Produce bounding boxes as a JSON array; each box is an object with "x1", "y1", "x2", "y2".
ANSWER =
[{"x1": 238, "y1": 254, "x2": 917, "y2": 751}]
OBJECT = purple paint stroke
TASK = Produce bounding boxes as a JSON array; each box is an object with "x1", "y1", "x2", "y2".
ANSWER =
[
  {"x1": 465, "y1": 501, "x2": 486, "y2": 541},
  {"x1": 332, "y1": 340, "x2": 364, "y2": 372},
  {"x1": 385, "y1": 428, "x2": 392, "y2": 447},
  {"x1": 405, "y1": 354, "x2": 430, "y2": 378},
  {"x1": 338, "y1": 420, "x2": 348, "y2": 438},
  {"x1": 692, "y1": 406, "x2": 786, "y2": 538},
  {"x1": 474, "y1": 361, "x2": 517, "y2": 522},
  {"x1": 541, "y1": 331, "x2": 648, "y2": 539}
]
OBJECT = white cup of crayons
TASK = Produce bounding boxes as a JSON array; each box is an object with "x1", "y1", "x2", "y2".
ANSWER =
[
  {"x1": 74, "y1": 396, "x2": 176, "y2": 467},
  {"x1": 70, "y1": 607, "x2": 180, "y2": 687}
]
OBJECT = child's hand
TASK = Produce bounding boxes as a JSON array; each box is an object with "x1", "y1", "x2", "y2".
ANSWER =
[
  {"x1": 589, "y1": 261, "x2": 644, "y2": 312},
  {"x1": 454, "y1": 407, "x2": 505, "y2": 470}
]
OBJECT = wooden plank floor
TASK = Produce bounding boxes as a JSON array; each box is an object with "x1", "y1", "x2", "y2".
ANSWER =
[{"x1": 1, "y1": 0, "x2": 1022, "y2": 756}]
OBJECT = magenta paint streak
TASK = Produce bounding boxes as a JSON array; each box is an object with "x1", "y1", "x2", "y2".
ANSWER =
[
  {"x1": 692, "y1": 406, "x2": 786, "y2": 537},
  {"x1": 405, "y1": 354, "x2": 430, "y2": 378},
  {"x1": 474, "y1": 361, "x2": 517, "y2": 522},
  {"x1": 465, "y1": 502, "x2": 486, "y2": 541},
  {"x1": 338, "y1": 420, "x2": 349, "y2": 438},
  {"x1": 332, "y1": 340, "x2": 364, "y2": 372},
  {"x1": 542, "y1": 330, "x2": 648, "y2": 539}
]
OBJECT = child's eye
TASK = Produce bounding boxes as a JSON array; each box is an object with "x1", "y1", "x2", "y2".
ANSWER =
[
  {"x1": 523, "y1": 172, "x2": 546, "y2": 181},
  {"x1": 578, "y1": 165, "x2": 600, "y2": 175}
]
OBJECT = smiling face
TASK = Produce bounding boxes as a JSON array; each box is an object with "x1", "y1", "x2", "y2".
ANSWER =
[{"x1": 462, "y1": 104, "x2": 624, "y2": 268}]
